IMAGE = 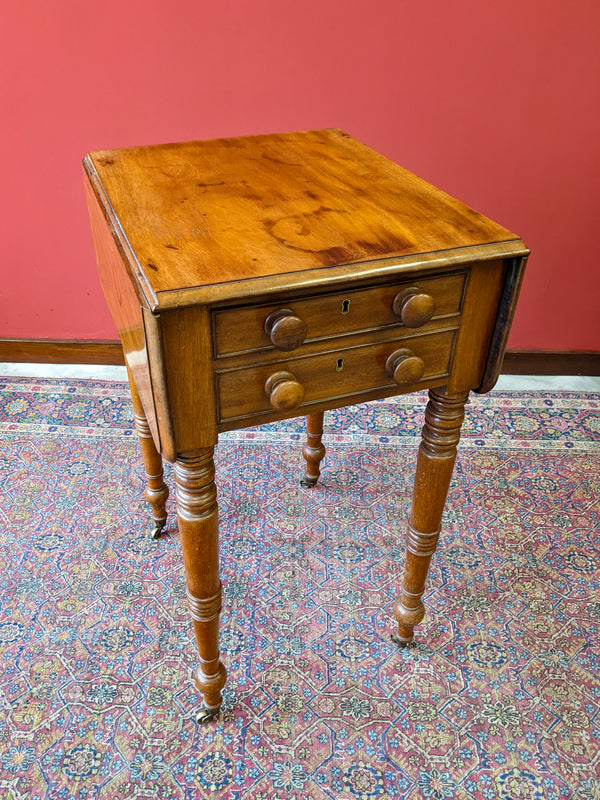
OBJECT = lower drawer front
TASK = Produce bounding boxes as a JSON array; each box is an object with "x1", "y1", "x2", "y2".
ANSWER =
[{"x1": 216, "y1": 330, "x2": 455, "y2": 423}]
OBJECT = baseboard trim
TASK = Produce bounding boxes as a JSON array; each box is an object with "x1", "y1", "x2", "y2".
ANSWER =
[
  {"x1": 0, "y1": 339, "x2": 598, "y2": 376},
  {"x1": 501, "y1": 350, "x2": 600, "y2": 376},
  {"x1": 0, "y1": 339, "x2": 125, "y2": 365}
]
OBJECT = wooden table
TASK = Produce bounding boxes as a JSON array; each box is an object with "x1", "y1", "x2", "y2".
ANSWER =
[{"x1": 84, "y1": 129, "x2": 528, "y2": 722}]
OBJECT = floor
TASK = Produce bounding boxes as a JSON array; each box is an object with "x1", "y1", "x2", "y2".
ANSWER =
[
  {"x1": 2, "y1": 374, "x2": 598, "y2": 797},
  {"x1": 1, "y1": 362, "x2": 600, "y2": 392}
]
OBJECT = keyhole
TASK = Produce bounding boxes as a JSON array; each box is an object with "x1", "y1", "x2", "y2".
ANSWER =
[
  {"x1": 341, "y1": 299, "x2": 350, "y2": 315},
  {"x1": 336, "y1": 358, "x2": 344, "y2": 371}
]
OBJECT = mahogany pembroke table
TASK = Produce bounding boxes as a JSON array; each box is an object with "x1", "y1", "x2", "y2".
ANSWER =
[{"x1": 84, "y1": 129, "x2": 528, "y2": 722}]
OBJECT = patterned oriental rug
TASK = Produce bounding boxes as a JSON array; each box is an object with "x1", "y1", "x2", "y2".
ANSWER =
[{"x1": 0, "y1": 377, "x2": 599, "y2": 800}]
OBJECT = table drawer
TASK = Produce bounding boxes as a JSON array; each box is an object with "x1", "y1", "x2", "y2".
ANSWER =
[
  {"x1": 213, "y1": 272, "x2": 466, "y2": 357},
  {"x1": 216, "y1": 329, "x2": 456, "y2": 423}
]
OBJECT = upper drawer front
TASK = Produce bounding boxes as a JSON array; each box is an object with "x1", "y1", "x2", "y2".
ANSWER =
[
  {"x1": 216, "y1": 329, "x2": 456, "y2": 423},
  {"x1": 213, "y1": 271, "x2": 466, "y2": 357}
]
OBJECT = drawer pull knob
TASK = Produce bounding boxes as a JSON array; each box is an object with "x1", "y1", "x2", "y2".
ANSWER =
[
  {"x1": 385, "y1": 348, "x2": 425, "y2": 386},
  {"x1": 392, "y1": 287, "x2": 436, "y2": 328},
  {"x1": 264, "y1": 371, "x2": 305, "y2": 411},
  {"x1": 264, "y1": 308, "x2": 307, "y2": 351}
]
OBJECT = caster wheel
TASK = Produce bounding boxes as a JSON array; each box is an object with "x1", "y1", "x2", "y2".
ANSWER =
[
  {"x1": 150, "y1": 521, "x2": 166, "y2": 540},
  {"x1": 390, "y1": 633, "x2": 411, "y2": 649},
  {"x1": 195, "y1": 707, "x2": 219, "y2": 724},
  {"x1": 300, "y1": 476, "x2": 318, "y2": 488}
]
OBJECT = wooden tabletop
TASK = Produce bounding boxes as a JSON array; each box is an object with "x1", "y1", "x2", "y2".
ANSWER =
[{"x1": 84, "y1": 129, "x2": 524, "y2": 308}]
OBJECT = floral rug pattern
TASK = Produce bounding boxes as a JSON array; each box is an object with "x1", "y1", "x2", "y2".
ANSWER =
[{"x1": 0, "y1": 377, "x2": 599, "y2": 800}]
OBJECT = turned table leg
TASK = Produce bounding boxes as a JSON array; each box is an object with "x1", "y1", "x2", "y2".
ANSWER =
[
  {"x1": 174, "y1": 450, "x2": 227, "y2": 722},
  {"x1": 127, "y1": 366, "x2": 169, "y2": 539},
  {"x1": 301, "y1": 411, "x2": 326, "y2": 487},
  {"x1": 393, "y1": 389, "x2": 469, "y2": 646}
]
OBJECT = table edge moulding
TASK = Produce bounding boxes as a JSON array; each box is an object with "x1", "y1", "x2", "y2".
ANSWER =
[{"x1": 83, "y1": 128, "x2": 529, "y2": 723}]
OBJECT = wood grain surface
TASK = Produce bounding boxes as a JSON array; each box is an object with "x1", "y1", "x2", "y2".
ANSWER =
[{"x1": 84, "y1": 129, "x2": 521, "y2": 307}]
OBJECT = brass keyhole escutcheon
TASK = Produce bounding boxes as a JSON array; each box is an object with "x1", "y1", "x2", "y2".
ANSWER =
[
  {"x1": 341, "y1": 299, "x2": 350, "y2": 315},
  {"x1": 336, "y1": 358, "x2": 344, "y2": 371}
]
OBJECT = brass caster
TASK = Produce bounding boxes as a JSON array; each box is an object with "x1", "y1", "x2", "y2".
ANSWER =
[
  {"x1": 150, "y1": 521, "x2": 167, "y2": 540},
  {"x1": 300, "y1": 475, "x2": 318, "y2": 488},
  {"x1": 390, "y1": 633, "x2": 411, "y2": 649},
  {"x1": 195, "y1": 707, "x2": 219, "y2": 724}
]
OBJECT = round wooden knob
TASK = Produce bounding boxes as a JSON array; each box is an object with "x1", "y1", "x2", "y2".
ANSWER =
[
  {"x1": 392, "y1": 287, "x2": 436, "y2": 328},
  {"x1": 385, "y1": 349, "x2": 425, "y2": 386},
  {"x1": 264, "y1": 308, "x2": 307, "y2": 351},
  {"x1": 264, "y1": 371, "x2": 305, "y2": 411}
]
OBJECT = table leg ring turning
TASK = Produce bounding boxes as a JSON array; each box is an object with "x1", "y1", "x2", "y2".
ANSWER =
[{"x1": 175, "y1": 451, "x2": 228, "y2": 721}]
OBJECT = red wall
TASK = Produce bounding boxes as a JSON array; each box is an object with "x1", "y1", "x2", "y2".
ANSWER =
[{"x1": 2, "y1": 0, "x2": 599, "y2": 349}]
